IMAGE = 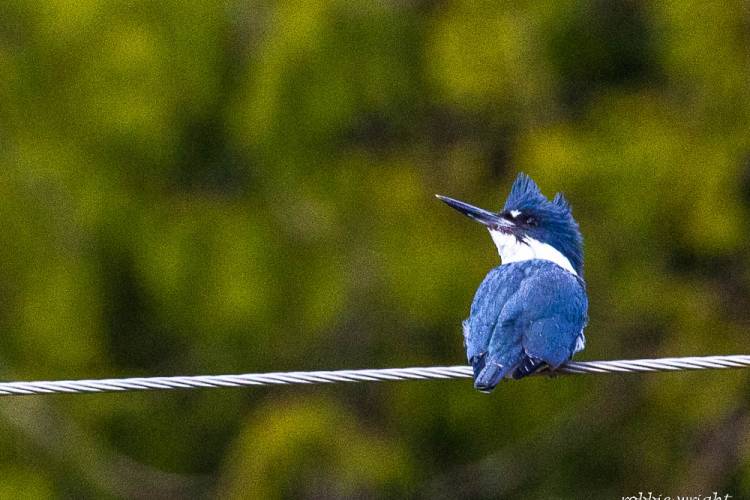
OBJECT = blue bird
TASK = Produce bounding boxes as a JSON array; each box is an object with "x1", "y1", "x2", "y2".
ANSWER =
[{"x1": 437, "y1": 173, "x2": 588, "y2": 392}]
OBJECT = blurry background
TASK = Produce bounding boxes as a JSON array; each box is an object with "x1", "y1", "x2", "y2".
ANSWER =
[{"x1": 0, "y1": 0, "x2": 749, "y2": 498}]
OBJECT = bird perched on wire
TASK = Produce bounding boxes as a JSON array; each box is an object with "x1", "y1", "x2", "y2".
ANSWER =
[{"x1": 437, "y1": 173, "x2": 588, "y2": 392}]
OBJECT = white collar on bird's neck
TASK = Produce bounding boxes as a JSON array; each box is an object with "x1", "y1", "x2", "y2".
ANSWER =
[{"x1": 489, "y1": 230, "x2": 577, "y2": 276}]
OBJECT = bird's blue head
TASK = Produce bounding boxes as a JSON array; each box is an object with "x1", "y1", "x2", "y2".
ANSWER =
[{"x1": 437, "y1": 173, "x2": 584, "y2": 276}]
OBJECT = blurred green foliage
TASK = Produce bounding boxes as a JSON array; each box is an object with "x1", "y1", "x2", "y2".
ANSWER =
[{"x1": 1, "y1": 0, "x2": 749, "y2": 498}]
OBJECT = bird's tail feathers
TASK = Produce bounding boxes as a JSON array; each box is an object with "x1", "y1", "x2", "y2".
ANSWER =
[
  {"x1": 473, "y1": 358, "x2": 516, "y2": 393},
  {"x1": 470, "y1": 352, "x2": 487, "y2": 380}
]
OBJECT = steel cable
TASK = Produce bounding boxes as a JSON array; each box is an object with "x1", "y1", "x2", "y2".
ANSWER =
[{"x1": 0, "y1": 355, "x2": 748, "y2": 396}]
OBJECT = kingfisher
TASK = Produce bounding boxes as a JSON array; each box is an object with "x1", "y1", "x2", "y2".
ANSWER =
[{"x1": 437, "y1": 173, "x2": 588, "y2": 392}]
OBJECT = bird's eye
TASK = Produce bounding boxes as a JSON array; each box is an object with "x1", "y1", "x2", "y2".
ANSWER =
[{"x1": 525, "y1": 216, "x2": 538, "y2": 226}]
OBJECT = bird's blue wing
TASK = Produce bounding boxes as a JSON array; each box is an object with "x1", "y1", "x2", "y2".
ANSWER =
[
  {"x1": 471, "y1": 260, "x2": 588, "y2": 391},
  {"x1": 516, "y1": 265, "x2": 587, "y2": 369},
  {"x1": 463, "y1": 264, "x2": 528, "y2": 379}
]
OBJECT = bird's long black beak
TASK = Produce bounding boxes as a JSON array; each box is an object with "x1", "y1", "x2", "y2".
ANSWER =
[{"x1": 435, "y1": 195, "x2": 514, "y2": 231}]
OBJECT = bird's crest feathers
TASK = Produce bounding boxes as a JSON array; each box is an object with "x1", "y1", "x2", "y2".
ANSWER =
[
  {"x1": 552, "y1": 192, "x2": 571, "y2": 211},
  {"x1": 502, "y1": 172, "x2": 583, "y2": 276},
  {"x1": 503, "y1": 173, "x2": 572, "y2": 216}
]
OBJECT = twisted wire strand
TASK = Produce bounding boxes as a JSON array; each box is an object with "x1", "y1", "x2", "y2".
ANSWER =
[{"x1": 1, "y1": 355, "x2": 749, "y2": 397}]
